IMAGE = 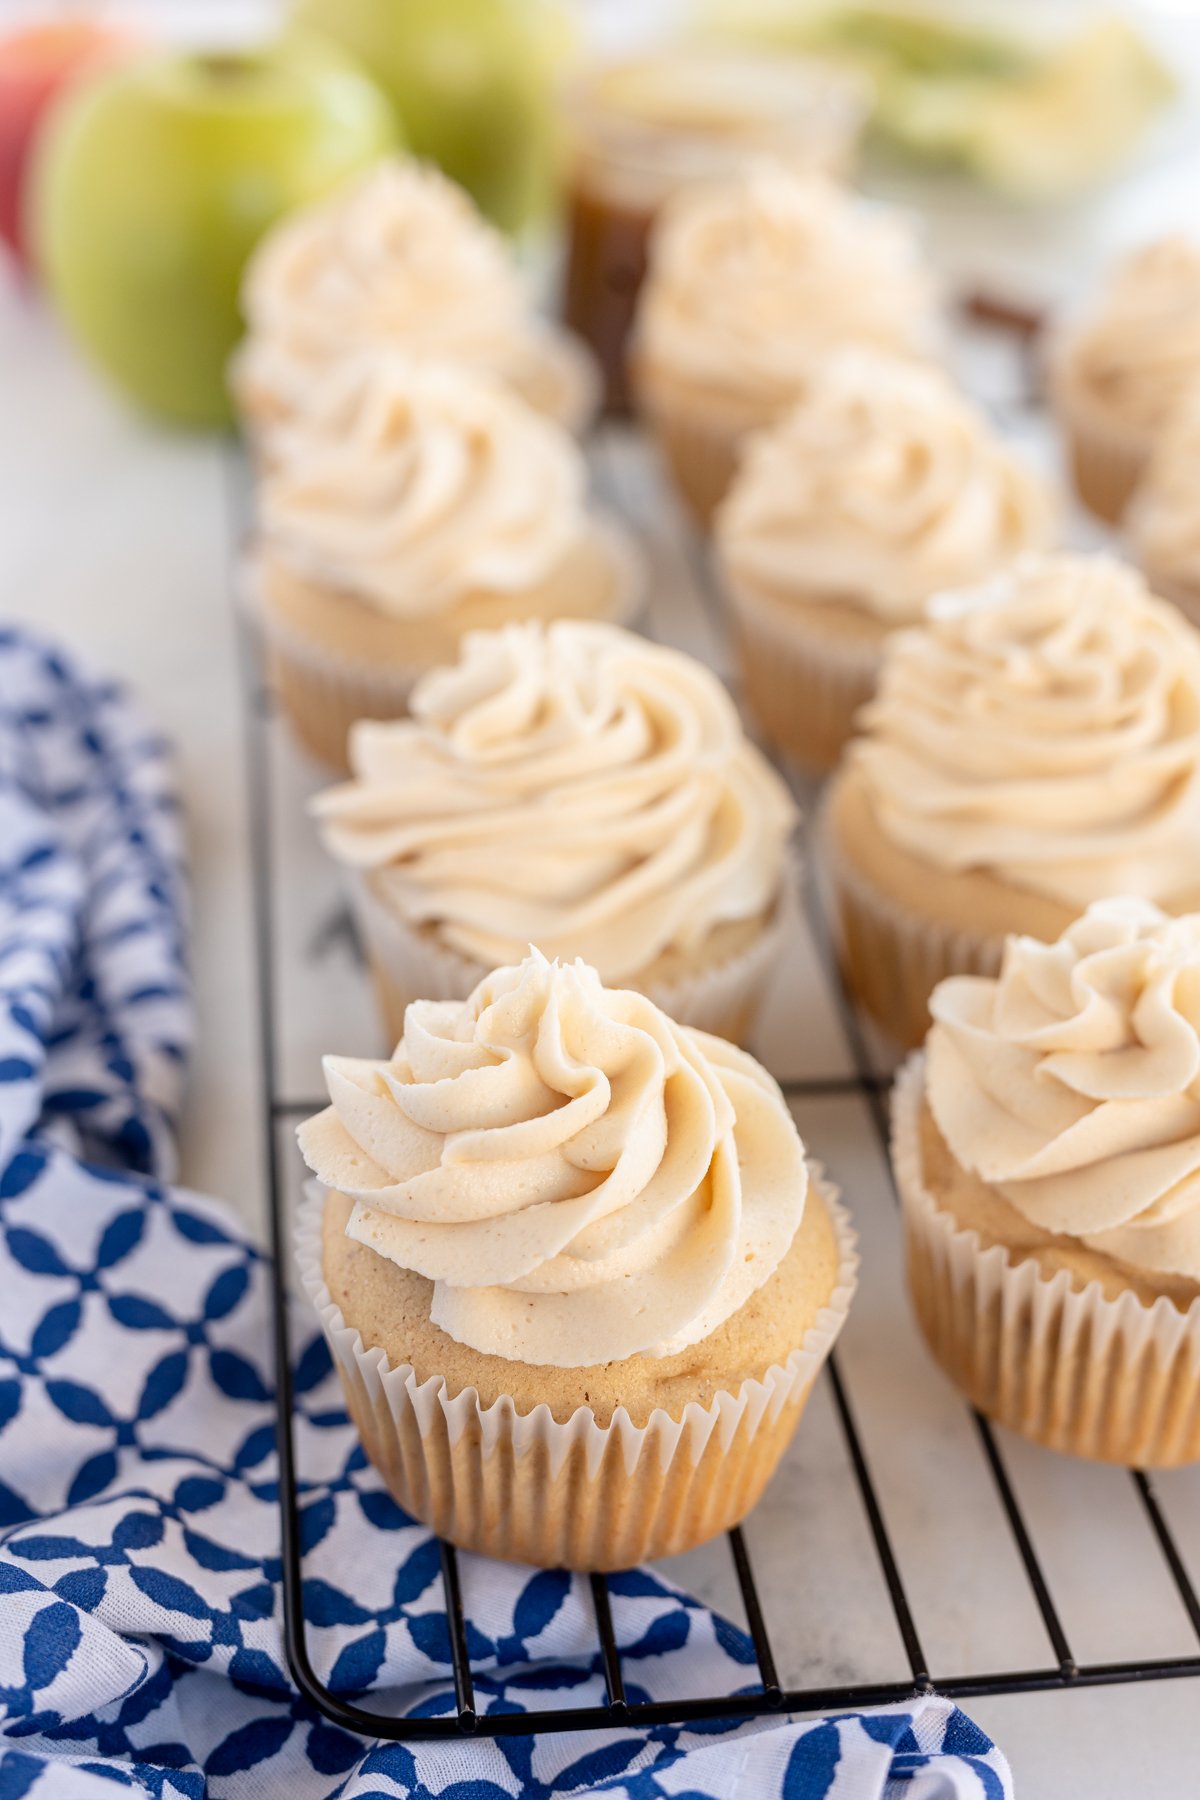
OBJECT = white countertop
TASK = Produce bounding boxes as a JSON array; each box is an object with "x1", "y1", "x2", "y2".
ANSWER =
[{"x1": 5, "y1": 263, "x2": 1200, "y2": 1799}]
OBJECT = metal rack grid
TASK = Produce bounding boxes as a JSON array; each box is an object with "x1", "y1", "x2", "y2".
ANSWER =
[{"x1": 235, "y1": 409, "x2": 1200, "y2": 1743}]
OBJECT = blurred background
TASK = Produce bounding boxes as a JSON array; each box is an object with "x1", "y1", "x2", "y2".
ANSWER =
[{"x1": 4, "y1": 0, "x2": 1200, "y2": 429}]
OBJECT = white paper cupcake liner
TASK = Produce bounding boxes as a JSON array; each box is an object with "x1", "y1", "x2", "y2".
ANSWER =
[
  {"x1": 1046, "y1": 345, "x2": 1153, "y2": 525},
  {"x1": 722, "y1": 569, "x2": 882, "y2": 774},
  {"x1": 1131, "y1": 557, "x2": 1200, "y2": 631},
  {"x1": 633, "y1": 363, "x2": 772, "y2": 527},
  {"x1": 241, "y1": 513, "x2": 646, "y2": 774},
  {"x1": 892, "y1": 1054, "x2": 1200, "y2": 1467},
  {"x1": 253, "y1": 612, "x2": 424, "y2": 774},
  {"x1": 819, "y1": 798, "x2": 1003, "y2": 1049},
  {"x1": 348, "y1": 852, "x2": 800, "y2": 1051},
  {"x1": 296, "y1": 1171, "x2": 858, "y2": 1568}
]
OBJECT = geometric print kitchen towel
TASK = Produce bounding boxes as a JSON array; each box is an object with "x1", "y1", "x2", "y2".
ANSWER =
[{"x1": 0, "y1": 627, "x2": 1012, "y2": 1796}]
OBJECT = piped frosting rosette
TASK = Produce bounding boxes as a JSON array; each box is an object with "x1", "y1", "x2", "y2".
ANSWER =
[
  {"x1": 823, "y1": 553, "x2": 1200, "y2": 1046},
  {"x1": 313, "y1": 619, "x2": 794, "y2": 1039},
  {"x1": 233, "y1": 159, "x2": 597, "y2": 436},
  {"x1": 928, "y1": 900, "x2": 1200, "y2": 1280},
  {"x1": 632, "y1": 161, "x2": 938, "y2": 522},
  {"x1": 316, "y1": 619, "x2": 794, "y2": 975},
  {"x1": 245, "y1": 362, "x2": 639, "y2": 769},
  {"x1": 638, "y1": 163, "x2": 936, "y2": 411},
  {"x1": 892, "y1": 899, "x2": 1200, "y2": 1466},
  {"x1": 299, "y1": 950, "x2": 807, "y2": 1366},
  {"x1": 259, "y1": 355, "x2": 589, "y2": 620},
  {"x1": 853, "y1": 554, "x2": 1200, "y2": 909},
  {"x1": 1058, "y1": 236, "x2": 1200, "y2": 437},
  {"x1": 715, "y1": 351, "x2": 1054, "y2": 767},
  {"x1": 719, "y1": 350, "x2": 1053, "y2": 623}
]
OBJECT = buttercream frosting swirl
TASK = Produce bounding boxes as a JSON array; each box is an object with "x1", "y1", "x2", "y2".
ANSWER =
[
  {"x1": 258, "y1": 355, "x2": 586, "y2": 617},
  {"x1": 1062, "y1": 235, "x2": 1200, "y2": 433},
  {"x1": 1130, "y1": 384, "x2": 1200, "y2": 589},
  {"x1": 314, "y1": 620, "x2": 795, "y2": 979},
  {"x1": 927, "y1": 898, "x2": 1200, "y2": 1281},
  {"x1": 298, "y1": 950, "x2": 809, "y2": 1365},
  {"x1": 637, "y1": 162, "x2": 935, "y2": 407},
  {"x1": 717, "y1": 350, "x2": 1053, "y2": 621},
  {"x1": 853, "y1": 554, "x2": 1200, "y2": 907},
  {"x1": 237, "y1": 160, "x2": 553, "y2": 423}
]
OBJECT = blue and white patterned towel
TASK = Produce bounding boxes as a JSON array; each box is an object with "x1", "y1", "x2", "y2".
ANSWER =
[{"x1": 0, "y1": 628, "x2": 1012, "y2": 1799}]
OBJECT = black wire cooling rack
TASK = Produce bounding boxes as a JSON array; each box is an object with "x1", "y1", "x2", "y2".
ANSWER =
[{"x1": 232, "y1": 438, "x2": 1200, "y2": 1743}]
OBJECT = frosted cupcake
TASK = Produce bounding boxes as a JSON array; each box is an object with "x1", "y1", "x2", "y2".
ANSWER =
[
  {"x1": 1129, "y1": 384, "x2": 1200, "y2": 625},
  {"x1": 297, "y1": 950, "x2": 857, "y2": 1568},
  {"x1": 563, "y1": 45, "x2": 867, "y2": 408},
  {"x1": 632, "y1": 162, "x2": 937, "y2": 523},
  {"x1": 716, "y1": 350, "x2": 1054, "y2": 770},
  {"x1": 231, "y1": 159, "x2": 598, "y2": 446},
  {"x1": 1049, "y1": 236, "x2": 1200, "y2": 523},
  {"x1": 245, "y1": 358, "x2": 642, "y2": 769},
  {"x1": 313, "y1": 619, "x2": 796, "y2": 1044},
  {"x1": 824, "y1": 554, "x2": 1200, "y2": 1047},
  {"x1": 893, "y1": 899, "x2": 1200, "y2": 1466}
]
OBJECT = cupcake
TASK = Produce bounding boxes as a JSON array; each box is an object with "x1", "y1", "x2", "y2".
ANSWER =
[
  {"x1": 716, "y1": 350, "x2": 1054, "y2": 771},
  {"x1": 296, "y1": 949, "x2": 858, "y2": 1568},
  {"x1": 824, "y1": 554, "x2": 1200, "y2": 1048},
  {"x1": 245, "y1": 357, "x2": 642, "y2": 770},
  {"x1": 631, "y1": 161, "x2": 937, "y2": 524},
  {"x1": 313, "y1": 619, "x2": 797, "y2": 1043},
  {"x1": 1049, "y1": 235, "x2": 1200, "y2": 523},
  {"x1": 562, "y1": 45, "x2": 866, "y2": 409},
  {"x1": 1129, "y1": 383, "x2": 1200, "y2": 625},
  {"x1": 231, "y1": 159, "x2": 598, "y2": 447},
  {"x1": 893, "y1": 899, "x2": 1200, "y2": 1466}
]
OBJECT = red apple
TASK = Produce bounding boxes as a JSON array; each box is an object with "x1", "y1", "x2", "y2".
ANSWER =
[{"x1": 0, "y1": 20, "x2": 131, "y2": 269}]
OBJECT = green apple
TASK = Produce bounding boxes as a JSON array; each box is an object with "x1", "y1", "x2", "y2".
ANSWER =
[
  {"x1": 292, "y1": 0, "x2": 571, "y2": 234},
  {"x1": 32, "y1": 34, "x2": 397, "y2": 426}
]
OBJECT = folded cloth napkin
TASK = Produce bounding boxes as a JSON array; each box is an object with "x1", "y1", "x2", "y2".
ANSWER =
[{"x1": 0, "y1": 627, "x2": 1013, "y2": 1799}]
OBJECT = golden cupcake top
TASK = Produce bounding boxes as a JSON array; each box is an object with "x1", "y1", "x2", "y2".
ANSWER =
[
  {"x1": 1130, "y1": 384, "x2": 1200, "y2": 591},
  {"x1": 927, "y1": 898, "x2": 1200, "y2": 1282},
  {"x1": 234, "y1": 158, "x2": 582, "y2": 429},
  {"x1": 1056, "y1": 235, "x2": 1200, "y2": 434},
  {"x1": 635, "y1": 161, "x2": 936, "y2": 408},
  {"x1": 852, "y1": 554, "x2": 1200, "y2": 908},
  {"x1": 716, "y1": 350, "x2": 1053, "y2": 622},
  {"x1": 256, "y1": 355, "x2": 587, "y2": 618},
  {"x1": 313, "y1": 619, "x2": 795, "y2": 980},
  {"x1": 298, "y1": 949, "x2": 809, "y2": 1365}
]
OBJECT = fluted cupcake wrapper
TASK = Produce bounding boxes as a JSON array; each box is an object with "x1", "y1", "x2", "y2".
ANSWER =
[
  {"x1": 723, "y1": 571, "x2": 882, "y2": 774},
  {"x1": 1132, "y1": 558, "x2": 1200, "y2": 631},
  {"x1": 253, "y1": 610, "x2": 424, "y2": 774},
  {"x1": 818, "y1": 800, "x2": 1003, "y2": 1049},
  {"x1": 347, "y1": 852, "x2": 801, "y2": 1052},
  {"x1": 634, "y1": 368, "x2": 775, "y2": 528},
  {"x1": 296, "y1": 1173, "x2": 858, "y2": 1569},
  {"x1": 1048, "y1": 352, "x2": 1153, "y2": 526},
  {"x1": 241, "y1": 514, "x2": 646, "y2": 775},
  {"x1": 892, "y1": 1055, "x2": 1200, "y2": 1468}
]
